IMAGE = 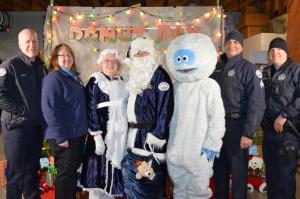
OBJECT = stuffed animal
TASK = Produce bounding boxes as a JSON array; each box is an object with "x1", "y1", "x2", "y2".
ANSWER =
[
  {"x1": 247, "y1": 156, "x2": 267, "y2": 193},
  {"x1": 134, "y1": 159, "x2": 155, "y2": 180}
]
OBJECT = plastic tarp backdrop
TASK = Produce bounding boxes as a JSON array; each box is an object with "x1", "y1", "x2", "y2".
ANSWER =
[{"x1": 44, "y1": 6, "x2": 223, "y2": 83}]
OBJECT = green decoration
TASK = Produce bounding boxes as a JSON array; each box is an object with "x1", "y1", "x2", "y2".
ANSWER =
[
  {"x1": 109, "y1": 38, "x2": 117, "y2": 43},
  {"x1": 48, "y1": 165, "x2": 57, "y2": 176},
  {"x1": 154, "y1": 39, "x2": 162, "y2": 45},
  {"x1": 41, "y1": 140, "x2": 52, "y2": 158}
]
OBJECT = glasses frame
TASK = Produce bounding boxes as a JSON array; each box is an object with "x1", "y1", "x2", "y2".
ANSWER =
[{"x1": 57, "y1": 53, "x2": 73, "y2": 59}]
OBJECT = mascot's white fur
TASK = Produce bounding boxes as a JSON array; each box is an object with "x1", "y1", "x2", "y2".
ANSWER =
[{"x1": 166, "y1": 33, "x2": 225, "y2": 199}]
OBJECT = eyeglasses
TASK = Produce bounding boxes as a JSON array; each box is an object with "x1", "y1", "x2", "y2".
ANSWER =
[
  {"x1": 57, "y1": 53, "x2": 73, "y2": 58},
  {"x1": 103, "y1": 59, "x2": 118, "y2": 64}
]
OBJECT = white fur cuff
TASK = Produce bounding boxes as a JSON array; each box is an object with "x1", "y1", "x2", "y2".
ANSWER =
[
  {"x1": 89, "y1": 130, "x2": 103, "y2": 136},
  {"x1": 146, "y1": 133, "x2": 166, "y2": 148}
]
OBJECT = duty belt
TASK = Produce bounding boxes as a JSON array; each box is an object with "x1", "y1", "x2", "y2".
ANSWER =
[
  {"x1": 225, "y1": 112, "x2": 243, "y2": 120},
  {"x1": 128, "y1": 120, "x2": 156, "y2": 129}
]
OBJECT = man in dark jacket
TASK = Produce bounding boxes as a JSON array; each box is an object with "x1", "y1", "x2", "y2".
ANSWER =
[
  {"x1": 0, "y1": 29, "x2": 46, "y2": 199},
  {"x1": 262, "y1": 38, "x2": 300, "y2": 199},
  {"x1": 210, "y1": 30, "x2": 266, "y2": 199}
]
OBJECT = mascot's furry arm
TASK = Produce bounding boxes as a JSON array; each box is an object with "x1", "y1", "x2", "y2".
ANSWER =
[{"x1": 201, "y1": 79, "x2": 225, "y2": 161}]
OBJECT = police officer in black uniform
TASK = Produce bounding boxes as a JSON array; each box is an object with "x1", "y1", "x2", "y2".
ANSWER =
[
  {"x1": 0, "y1": 29, "x2": 46, "y2": 199},
  {"x1": 210, "y1": 30, "x2": 266, "y2": 199},
  {"x1": 262, "y1": 37, "x2": 300, "y2": 199}
]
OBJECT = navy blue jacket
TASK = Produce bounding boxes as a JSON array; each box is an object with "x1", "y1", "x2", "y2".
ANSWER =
[
  {"x1": 42, "y1": 69, "x2": 88, "y2": 144},
  {"x1": 128, "y1": 66, "x2": 174, "y2": 158},
  {"x1": 210, "y1": 53, "x2": 266, "y2": 138},
  {"x1": 0, "y1": 52, "x2": 47, "y2": 130},
  {"x1": 263, "y1": 58, "x2": 300, "y2": 121}
]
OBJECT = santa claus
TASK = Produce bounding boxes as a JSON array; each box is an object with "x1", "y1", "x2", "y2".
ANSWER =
[{"x1": 122, "y1": 36, "x2": 174, "y2": 199}]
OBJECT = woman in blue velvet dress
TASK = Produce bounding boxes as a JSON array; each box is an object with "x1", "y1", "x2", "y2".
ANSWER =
[{"x1": 80, "y1": 49, "x2": 128, "y2": 199}]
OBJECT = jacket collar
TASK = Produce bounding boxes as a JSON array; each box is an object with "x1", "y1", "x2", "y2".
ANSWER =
[
  {"x1": 59, "y1": 67, "x2": 83, "y2": 85},
  {"x1": 18, "y1": 51, "x2": 43, "y2": 66},
  {"x1": 271, "y1": 57, "x2": 292, "y2": 72},
  {"x1": 102, "y1": 72, "x2": 123, "y2": 81},
  {"x1": 221, "y1": 53, "x2": 243, "y2": 66}
]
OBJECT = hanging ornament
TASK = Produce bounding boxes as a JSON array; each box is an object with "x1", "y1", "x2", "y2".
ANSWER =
[
  {"x1": 205, "y1": 12, "x2": 211, "y2": 18},
  {"x1": 52, "y1": 10, "x2": 58, "y2": 15},
  {"x1": 92, "y1": 45, "x2": 98, "y2": 50},
  {"x1": 51, "y1": 15, "x2": 58, "y2": 23},
  {"x1": 89, "y1": 13, "x2": 96, "y2": 20},
  {"x1": 144, "y1": 20, "x2": 149, "y2": 26},
  {"x1": 126, "y1": 9, "x2": 131, "y2": 15},
  {"x1": 50, "y1": 0, "x2": 54, "y2": 6}
]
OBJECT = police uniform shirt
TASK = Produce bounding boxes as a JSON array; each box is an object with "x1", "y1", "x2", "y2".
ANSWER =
[{"x1": 210, "y1": 53, "x2": 265, "y2": 138}]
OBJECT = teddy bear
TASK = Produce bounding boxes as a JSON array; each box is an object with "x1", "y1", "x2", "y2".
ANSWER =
[
  {"x1": 134, "y1": 159, "x2": 155, "y2": 180},
  {"x1": 247, "y1": 156, "x2": 267, "y2": 193}
]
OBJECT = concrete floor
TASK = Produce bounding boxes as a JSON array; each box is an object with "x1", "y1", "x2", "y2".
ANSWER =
[{"x1": 0, "y1": 133, "x2": 299, "y2": 199}]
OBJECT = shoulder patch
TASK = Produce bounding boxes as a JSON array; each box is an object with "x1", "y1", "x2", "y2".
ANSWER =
[
  {"x1": 158, "y1": 82, "x2": 170, "y2": 91},
  {"x1": 278, "y1": 74, "x2": 286, "y2": 81},
  {"x1": 256, "y1": 70, "x2": 262, "y2": 78},
  {"x1": 227, "y1": 69, "x2": 235, "y2": 77},
  {"x1": 0, "y1": 68, "x2": 7, "y2": 77}
]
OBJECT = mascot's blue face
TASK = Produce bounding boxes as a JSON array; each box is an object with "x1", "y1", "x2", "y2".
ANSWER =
[
  {"x1": 166, "y1": 33, "x2": 217, "y2": 82},
  {"x1": 173, "y1": 49, "x2": 196, "y2": 73}
]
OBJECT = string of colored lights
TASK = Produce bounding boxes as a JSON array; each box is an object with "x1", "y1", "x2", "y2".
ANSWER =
[{"x1": 45, "y1": 0, "x2": 225, "y2": 64}]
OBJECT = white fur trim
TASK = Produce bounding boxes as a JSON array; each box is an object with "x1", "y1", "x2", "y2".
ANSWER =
[
  {"x1": 0, "y1": 68, "x2": 7, "y2": 76},
  {"x1": 90, "y1": 72, "x2": 110, "y2": 95},
  {"x1": 82, "y1": 187, "x2": 122, "y2": 199},
  {"x1": 89, "y1": 130, "x2": 102, "y2": 136},
  {"x1": 146, "y1": 133, "x2": 166, "y2": 148},
  {"x1": 97, "y1": 100, "x2": 123, "y2": 109},
  {"x1": 127, "y1": 94, "x2": 137, "y2": 122},
  {"x1": 131, "y1": 147, "x2": 166, "y2": 161},
  {"x1": 127, "y1": 128, "x2": 137, "y2": 149}
]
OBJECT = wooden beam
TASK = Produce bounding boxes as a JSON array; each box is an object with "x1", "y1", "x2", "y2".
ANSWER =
[
  {"x1": 278, "y1": 0, "x2": 286, "y2": 14},
  {"x1": 11, "y1": 0, "x2": 31, "y2": 11},
  {"x1": 113, "y1": 0, "x2": 123, "y2": 6},
  {"x1": 146, "y1": 0, "x2": 168, "y2": 6},
  {"x1": 287, "y1": 0, "x2": 300, "y2": 63},
  {"x1": 197, "y1": 1, "x2": 218, "y2": 6},
  {"x1": 240, "y1": 0, "x2": 255, "y2": 8},
  {"x1": 167, "y1": 0, "x2": 189, "y2": 6},
  {"x1": 0, "y1": 1, "x2": 12, "y2": 11},
  {"x1": 221, "y1": 0, "x2": 236, "y2": 7},
  {"x1": 89, "y1": 0, "x2": 102, "y2": 7},
  {"x1": 69, "y1": 0, "x2": 80, "y2": 6},
  {"x1": 31, "y1": 0, "x2": 48, "y2": 11},
  {"x1": 54, "y1": 0, "x2": 71, "y2": 6},
  {"x1": 222, "y1": 1, "x2": 239, "y2": 11}
]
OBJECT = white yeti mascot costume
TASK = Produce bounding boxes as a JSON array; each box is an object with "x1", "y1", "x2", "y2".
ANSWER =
[{"x1": 166, "y1": 33, "x2": 226, "y2": 199}]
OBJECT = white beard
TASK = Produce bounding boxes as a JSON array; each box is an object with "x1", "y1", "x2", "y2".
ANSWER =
[{"x1": 126, "y1": 56, "x2": 158, "y2": 95}]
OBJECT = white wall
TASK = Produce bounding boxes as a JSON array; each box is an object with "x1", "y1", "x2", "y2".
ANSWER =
[
  {"x1": 0, "y1": 11, "x2": 45, "y2": 61},
  {"x1": 243, "y1": 33, "x2": 286, "y2": 64}
]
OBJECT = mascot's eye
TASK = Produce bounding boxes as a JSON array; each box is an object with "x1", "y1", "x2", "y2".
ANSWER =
[
  {"x1": 182, "y1": 56, "x2": 189, "y2": 62},
  {"x1": 173, "y1": 49, "x2": 195, "y2": 66}
]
